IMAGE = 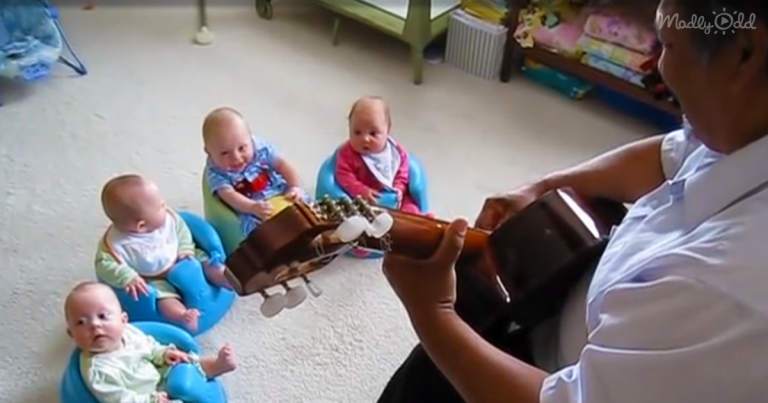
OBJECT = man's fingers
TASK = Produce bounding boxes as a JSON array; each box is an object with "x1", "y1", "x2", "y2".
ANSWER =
[
  {"x1": 382, "y1": 218, "x2": 467, "y2": 276},
  {"x1": 474, "y1": 199, "x2": 499, "y2": 230},
  {"x1": 434, "y1": 218, "x2": 467, "y2": 266},
  {"x1": 382, "y1": 253, "x2": 407, "y2": 276}
]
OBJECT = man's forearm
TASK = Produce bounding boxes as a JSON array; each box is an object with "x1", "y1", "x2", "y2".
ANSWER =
[
  {"x1": 538, "y1": 134, "x2": 666, "y2": 203},
  {"x1": 412, "y1": 310, "x2": 547, "y2": 403}
]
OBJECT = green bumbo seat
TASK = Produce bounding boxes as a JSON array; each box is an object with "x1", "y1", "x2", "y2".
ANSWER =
[{"x1": 202, "y1": 176, "x2": 244, "y2": 256}]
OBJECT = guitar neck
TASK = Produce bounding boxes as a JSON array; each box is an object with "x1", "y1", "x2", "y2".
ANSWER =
[{"x1": 358, "y1": 210, "x2": 489, "y2": 260}]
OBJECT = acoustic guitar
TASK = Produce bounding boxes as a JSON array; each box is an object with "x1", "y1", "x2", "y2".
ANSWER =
[{"x1": 224, "y1": 189, "x2": 627, "y2": 320}]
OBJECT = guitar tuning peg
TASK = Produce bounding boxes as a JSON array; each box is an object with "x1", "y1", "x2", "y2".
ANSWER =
[
  {"x1": 259, "y1": 290, "x2": 287, "y2": 318},
  {"x1": 366, "y1": 212, "x2": 394, "y2": 238},
  {"x1": 302, "y1": 275, "x2": 323, "y2": 297},
  {"x1": 334, "y1": 215, "x2": 368, "y2": 242},
  {"x1": 282, "y1": 282, "x2": 308, "y2": 308}
]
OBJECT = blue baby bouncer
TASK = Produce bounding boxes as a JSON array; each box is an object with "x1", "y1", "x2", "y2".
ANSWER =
[
  {"x1": 60, "y1": 321, "x2": 228, "y2": 403},
  {"x1": 0, "y1": 0, "x2": 87, "y2": 105},
  {"x1": 315, "y1": 147, "x2": 430, "y2": 259},
  {"x1": 99, "y1": 211, "x2": 237, "y2": 337}
]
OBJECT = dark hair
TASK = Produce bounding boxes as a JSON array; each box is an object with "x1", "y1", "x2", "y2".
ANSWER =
[{"x1": 674, "y1": 0, "x2": 768, "y2": 62}]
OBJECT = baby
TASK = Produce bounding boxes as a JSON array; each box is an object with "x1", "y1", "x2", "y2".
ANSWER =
[
  {"x1": 65, "y1": 281, "x2": 237, "y2": 403},
  {"x1": 203, "y1": 106, "x2": 308, "y2": 234},
  {"x1": 95, "y1": 174, "x2": 230, "y2": 332},
  {"x1": 334, "y1": 96, "x2": 423, "y2": 214}
]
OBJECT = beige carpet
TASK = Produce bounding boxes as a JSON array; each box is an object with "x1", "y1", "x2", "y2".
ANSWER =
[{"x1": 0, "y1": 4, "x2": 653, "y2": 402}]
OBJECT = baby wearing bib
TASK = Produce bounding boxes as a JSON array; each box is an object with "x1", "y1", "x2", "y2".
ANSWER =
[
  {"x1": 95, "y1": 174, "x2": 230, "y2": 332},
  {"x1": 334, "y1": 95, "x2": 427, "y2": 215}
]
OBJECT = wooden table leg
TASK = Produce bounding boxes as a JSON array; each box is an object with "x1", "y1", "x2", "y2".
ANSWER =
[{"x1": 500, "y1": 0, "x2": 528, "y2": 82}]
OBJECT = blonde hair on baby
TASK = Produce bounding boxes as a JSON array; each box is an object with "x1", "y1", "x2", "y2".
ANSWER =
[
  {"x1": 348, "y1": 95, "x2": 391, "y2": 128},
  {"x1": 100, "y1": 173, "x2": 154, "y2": 227},
  {"x1": 63, "y1": 280, "x2": 117, "y2": 321},
  {"x1": 202, "y1": 106, "x2": 250, "y2": 145}
]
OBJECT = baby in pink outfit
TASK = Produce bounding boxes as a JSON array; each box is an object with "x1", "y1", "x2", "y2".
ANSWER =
[{"x1": 334, "y1": 96, "x2": 424, "y2": 214}]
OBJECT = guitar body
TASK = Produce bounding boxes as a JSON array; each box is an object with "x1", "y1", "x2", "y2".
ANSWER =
[
  {"x1": 480, "y1": 190, "x2": 626, "y2": 331},
  {"x1": 224, "y1": 190, "x2": 626, "y2": 320}
]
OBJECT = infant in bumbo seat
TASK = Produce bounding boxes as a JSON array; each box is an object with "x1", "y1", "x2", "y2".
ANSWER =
[
  {"x1": 95, "y1": 174, "x2": 230, "y2": 332},
  {"x1": 203, "y1": 106, "x2": 309, "y2": 234},
  {"x1": 335, "y1": 95, "x2": 428, "y2": 215},
  {"x1": 65, "y1": 281, "x2": 237, "y2": 403}
]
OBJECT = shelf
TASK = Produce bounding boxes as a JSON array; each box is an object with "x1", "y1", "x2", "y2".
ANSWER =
[{"x1": 517, "y1": 45, "x2": 681, "y2": 118}]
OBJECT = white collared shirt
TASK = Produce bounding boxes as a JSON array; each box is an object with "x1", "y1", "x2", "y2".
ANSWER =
[{"x1": 540, "y1": 128, "x2": 768, "y2": 403}]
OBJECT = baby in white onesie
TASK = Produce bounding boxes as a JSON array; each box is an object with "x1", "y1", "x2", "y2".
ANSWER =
[
  {"x1": 95, "y1": 174, "x2": 230, "y2": 332},
  {"x1": 65, "y1": 281, "x2": 237, "y2": 403}
]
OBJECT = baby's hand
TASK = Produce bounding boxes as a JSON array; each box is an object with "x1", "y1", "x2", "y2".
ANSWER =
[
  {"x1": 394, "y1": 189, "x2": 403, "y2": 202},
  {"x1": 284, "y1": 186, "x2": 303, "y2": 202},
  {"x1": 251, "y1": 200, "x2": 273, "y2": 220},
  {"x1": 155, "y1": 391, "x2": 169, "y2": 403},
  {"x1": 125, "y1": 277, "x2": 149, "y2": 301},
  {"x1": 363, "y1": 189, "x2": 380, "y2": 204},
  {"x1": 164, "y1": 348, "x2": 190, "y2": 365},
  {"x1": 177, "y1": 251, "x2": 195, "y2": 262}
]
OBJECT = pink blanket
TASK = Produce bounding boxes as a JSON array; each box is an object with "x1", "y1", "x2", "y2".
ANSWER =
[{"x1": 583, "y1": 13, "x2": 657, "y2": 55}]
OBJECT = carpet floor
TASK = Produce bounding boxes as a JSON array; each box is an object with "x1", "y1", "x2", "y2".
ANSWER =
[{"x1": 0, "y1": 4, "x2": 652, "y2": 402}]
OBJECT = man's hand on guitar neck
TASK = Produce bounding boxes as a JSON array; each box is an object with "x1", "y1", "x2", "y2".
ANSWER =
[
  {"x1": 475, "y1": 182, "x2": 544, "y2": 231},
  {"x1": 382, "y1": 218, "x2": 467, "y2": 317}
]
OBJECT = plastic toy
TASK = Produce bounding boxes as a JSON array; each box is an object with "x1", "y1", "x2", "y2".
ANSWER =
[
  {"x1": 59, "y1": 321, "x2": 228, "y2": 403},
  {"x1": 98, "y1": 211, "x2": 236, "y2": 336},
  {"x1": 0, "y1": 0, "x2": 87, "y2": 106},
  {"x1": 314, "y1": 147, "x2": 430, "y2": 259}
]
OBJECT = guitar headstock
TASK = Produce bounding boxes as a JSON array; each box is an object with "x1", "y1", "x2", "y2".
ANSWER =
[
  {"x1": 224, "y1": 195, "x2": 489, "y2": 318},
  {"x1": 223, "y1": 195, "x2": 398, "y2": 318},
  {"x1": 303, "y1": 195, "x2": 396, "y2": 244}
]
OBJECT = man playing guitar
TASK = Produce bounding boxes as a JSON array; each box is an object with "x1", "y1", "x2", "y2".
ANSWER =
[{"x1": 376, "y1": 0, "x2": 768, "y2": 401}]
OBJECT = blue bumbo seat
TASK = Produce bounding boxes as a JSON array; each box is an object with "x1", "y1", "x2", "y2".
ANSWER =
[
  {"x1": 59, "y1": 321, "x2": 228, "y2": 403},
  {"x1": 97, "y1": 211, "x2": 236, "y2": 336},
  {"x1": 202, "y1": 177, "x2": 244, "y2": 257},
  {"x1": 315, "y1": 147, "x2": 430, "y2": 259},
  {"x1": 0, "y1": 0, "x2": 87, "y2": 105}
]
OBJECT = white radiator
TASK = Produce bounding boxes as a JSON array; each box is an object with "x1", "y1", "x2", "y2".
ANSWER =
[{"x1": 445, "y1": 9, "x2": 508, "y2": 81}]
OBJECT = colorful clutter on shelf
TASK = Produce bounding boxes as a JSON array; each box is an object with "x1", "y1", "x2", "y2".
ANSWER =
[
  {"x1": 582, "y1": 12, "x2": 657, "y2": 55},
  {"x1": 522, "y1": 58, "x2": 592, "y2": 99},
  {"x1": 514, "y1": 1, "x2": 678, "y2": 109},
  {"x1": 460, "y1": 0, "x2": 508, "y2": 25}
]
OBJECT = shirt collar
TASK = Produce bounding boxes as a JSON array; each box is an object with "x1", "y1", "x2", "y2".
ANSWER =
[
  {"x1": 205, "y1": 157, "x2": 228, "y2": 176},
  {"x1": 683, "y1": 133, "x2": 768, "y2": 230}
]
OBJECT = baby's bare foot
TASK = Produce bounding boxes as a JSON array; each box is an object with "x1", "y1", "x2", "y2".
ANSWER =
[
  {"x1": 216, "y1": 344, "x2": 237, "y2": 372},
  {"x1": 205, "y1": 264, "x2": 233, "y2": 290},
  {"x1": 201, "y1": 344, "x2": 237, "y2": 378},
  {"x1": 181, "y1": 309, "x2": 200, "y2": 332}
]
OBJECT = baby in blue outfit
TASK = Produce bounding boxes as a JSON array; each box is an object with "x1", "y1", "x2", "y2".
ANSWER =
[{"x1": 203, "y1": 107, "x2": 309, "y2": 234}]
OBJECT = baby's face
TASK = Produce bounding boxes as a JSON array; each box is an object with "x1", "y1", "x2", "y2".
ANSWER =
[
  {"x1": 66, "y1": 287, "x2": 127, "y2": 353},
  {"x1": 349, "y1": 107, "x2": 389, "y2": 155},
  {"x1": 205, "y1": 120, "x2": 254, "y2": 172}
]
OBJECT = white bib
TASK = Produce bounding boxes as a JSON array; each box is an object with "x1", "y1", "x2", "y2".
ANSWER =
[
  {"x1": 106, "y1": 212, "x2": 179, "y2": 276},
  {"x1": 361, "y1": 138, "x2": 401, "y2": 189}
]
